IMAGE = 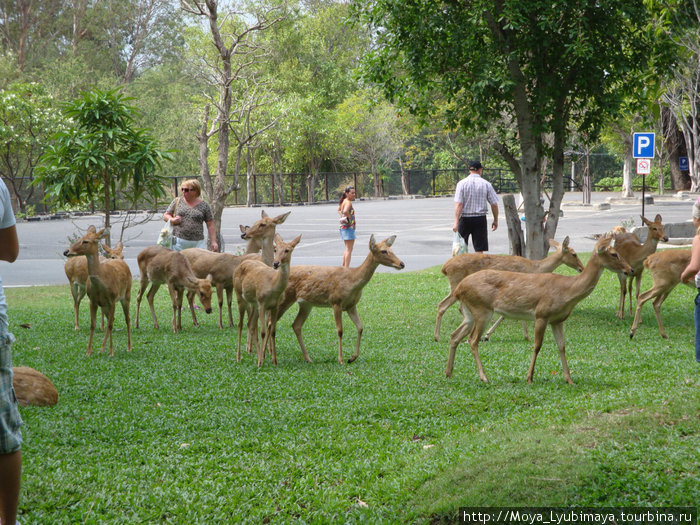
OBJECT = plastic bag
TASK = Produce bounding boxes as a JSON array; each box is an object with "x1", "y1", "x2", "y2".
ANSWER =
[
  {"x1": 157, "y1": 221, "x2": 174, "y2": 249},
  {"x1": 452, "y1": 231, "x2": 467, "y2": 256}
]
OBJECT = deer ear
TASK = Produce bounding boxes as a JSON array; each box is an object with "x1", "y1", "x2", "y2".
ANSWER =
[
  {"x1": 369, "y1": 234, "x2": 376, "y2": 250},
  {"x1": 87, "y1": 225, "x2": 97, "y2": 234},
  {"x1": 206, "y1": 274, "x2": 214, "y2": 282},
  {"x1": 292, "y1": 234, "x2": 302, "y2": 246},
  {"x1": 562, "y1": 236, "x2": 569, "y2": 248},
  {"x1": 641, "y1": 215, "x2": 649, "y2": 225},
  {"x1": 548, "y1": 238, "x2": 560, "y2": 249},
  {"x1": 261, "y1": 210, "x2": 269, "y2": 218},
  {"x1": 385, "y1": 235, "x2": 396, "y2": 247},
  {"x1": 115, "y1": 241, "x2": 123, "y2": 251},
  {"x1": 240, "y1": 225, "x2": 247, "y2": 233},
  {"x1": 274, "y1": 211, "x2": 291, "y2": 224},
  {"x1": 274, "y1": 233, "x2": 282, "y2": 244},
  {"x1": 654, "y1": 214, "x2": 662, "y2": 223}
]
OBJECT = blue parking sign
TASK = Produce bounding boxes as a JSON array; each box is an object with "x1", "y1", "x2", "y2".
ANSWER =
[
  {"x1": 633, "y1": 132, "x2": 655, "y2": 158},
  {"x1": 679, "y1": 156, "x2": 689, "y2": 171}
]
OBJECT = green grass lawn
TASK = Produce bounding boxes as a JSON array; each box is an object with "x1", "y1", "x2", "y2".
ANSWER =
[{"x1": 6, "y1": 255, "x2": 699, "y2": 524}]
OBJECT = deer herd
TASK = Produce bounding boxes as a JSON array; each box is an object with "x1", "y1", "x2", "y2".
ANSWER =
[{"x1": 63, "y1": 210, "x2": 692, "y2": 385}]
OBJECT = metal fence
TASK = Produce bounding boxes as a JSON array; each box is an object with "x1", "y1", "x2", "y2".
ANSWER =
[{"x1": 2, "y1": 157, "x2": 627, "y2": 215}]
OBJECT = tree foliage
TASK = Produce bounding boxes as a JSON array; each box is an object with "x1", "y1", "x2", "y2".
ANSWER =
[
  {"x1": 34, "y1": 88, "x2": 172, "y2": 243},
  {"x1": 355, "y1": 0, "x2": 675, "y2": 257}
]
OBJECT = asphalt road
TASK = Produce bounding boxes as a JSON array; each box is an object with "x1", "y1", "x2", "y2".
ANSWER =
[{"x1": 3, "y1": 191, "x2": 696, "y2": 287}]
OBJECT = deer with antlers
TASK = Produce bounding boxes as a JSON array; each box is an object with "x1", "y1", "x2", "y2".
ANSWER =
[
  {"x1": 276, "y1": 235, "x2": 405, "y2": 364},
  {"x1": 65, "y1": 238, "x2": 124, "y2": 330},
  {"x1": 135, "y1": 245, "x2": 213, "y2": 333},
  {"x1": 435, "y1": 237, "x2": 584, "y2": 342},
  {"x1": 613, "y1": 214, "x2": 668, "y2": 319},
  {"x1": 234, "y1": 234, "x2": 302, "y2": 366},
  {"x1": 629, "y1": 249, "x2": 692, "y2": 339},
  {"x1": 445, "y1": 235, "x2": 632, "y2": 384},
  {"x1": 63, "y1": 226, "x2": 132, "y2": 356}
]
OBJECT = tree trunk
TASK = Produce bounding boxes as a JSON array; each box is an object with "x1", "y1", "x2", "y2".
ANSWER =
[
  {"x1": 503, "y1": 194, "x2": 524, "y2": 256},
  {"x1": 103, "y1": 170, "x2": 112, "y2": 247},
  {"x1": 399, "y1": 158, "x2": 409, "y2": 195},
  {"x1": 662, "y1": 106, "x2": 690, "y2": 190}
]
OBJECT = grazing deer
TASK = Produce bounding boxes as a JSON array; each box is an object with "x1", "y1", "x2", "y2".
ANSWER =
[
  {"x1": 63, "y1": 227, "x2": 132, "y2": 356},
  {"x1": 276, "y1": 235, "x2": 405, "y2": 364},
  {"x1": 613, "y1": 214, "x2": 668, "y2": 319},
  {"x1": 435, "y1": 237, "x2": 584, "y2": 342},
  {"x1": 135, "y1": 245, "x2": 214, "y2": 333},
  {"x1": 64, "y1": 237, "x2": 124, "y2": 330},
  {"x1": 182, "y1": 249, "x2": 259, "y2": 329},
  {"x1": 629, "y1": 249, "x2": 692, "y2": 339},
  {"x1": 234, "y1": 234, "x2": 302, "y2": 366},
  {"x1": 240, "y1": 210, "x2": 291, "y2": 265},
  {"x1": 446, "y1": 235, "x2": 632, "y2": 384},
  {"x1": 12, "y1": 366, "x2": 58, "y2": 407}
]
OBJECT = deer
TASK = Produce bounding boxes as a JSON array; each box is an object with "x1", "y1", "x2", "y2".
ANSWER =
[
  {"x1": 12, "y1": 366, "x2": 59, "y2": 407},
  {"x1": 276, "y1": 235, "x2": 405, "y2": 364},
  {"x1": 629, "y1": 249, "x2": 692, "y2": 339},
  {"x1": 63, "y1": 226, "x2": 132, "y2": 356},
  {"x1": 613, "y1": 214, "x2": 668, "y2": 319},
  {"x1": 240, "y1": 210, "x2": 291, "y2": 265},
  {"x1": 181, "y1": 249, "x2": 259, "y2": 329},
  {"x1": 434, "y1": 237, "x2": 585, "y2": 342},
  {"x1": 178, "y1": 212, "x2": 289, "y2": 329},
  {"x1": 64, "y1": 238, "x2": 124, "y2": 330},
  {"x1": 445, "y1": 235, "x2": 632, "y2": 384},
  {"x1": 135, "y1": 245, "x2": 214, "y2": 333},
  {"x1": 234, "y1": 234, "x2": 302, "y2": 366}
]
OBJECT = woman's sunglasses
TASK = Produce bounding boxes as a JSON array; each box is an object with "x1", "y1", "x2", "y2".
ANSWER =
[{"x1": 181, "y1": 188, "x2": 191, "y2": 192}]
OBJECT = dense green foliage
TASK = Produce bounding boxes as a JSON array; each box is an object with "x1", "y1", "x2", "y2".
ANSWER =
[{"x1": 7, "y1": 259, "x2": 698, "y2": 523}]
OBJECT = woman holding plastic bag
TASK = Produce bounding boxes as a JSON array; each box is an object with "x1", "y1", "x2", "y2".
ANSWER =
[{"x1": 162, "y1": 179, "x2": 218, "y2": 252}]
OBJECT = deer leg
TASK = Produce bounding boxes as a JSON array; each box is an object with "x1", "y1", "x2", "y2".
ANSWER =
[
  {"x1": 226, "y1": 285, "x2": 234, "y2": 328},
  {"x1": 71, "y1": 283, "x2": 84, "y2": 330},
  {"x1": 630, "y1": 286, "x2": 656, "y2": 338},
  {"x1": 434, "y1": 293, "x2": 457, "y2": 342},
  {"x1": 550, "y1": 322, "x2": 573, "y2": 384},
  {"x1": 145, "y1": 283, "x2": 161, "y2": 330},
  {"x1": 248, "y1": 306, "x2": 260, "y2": 359},
  {"x1": 87, "y1": 300, "x2": 98, "y2": 356},
  {"x1": 186, "y1": 290, "x2": 199, "y2": 327},
  {"x1": 467, "y1": 309, "x2": 491, "y2": 383},
  {"x1": 346, "y1": 305, "x2": 363, "y2": 364},
  {"x1": 526, "y1": 318, "x2": 548, "y2": 383},
  {"x1": 483, "y1": 315, "x2": 504, "y2": 341},
  {"x1": 214, "y1": 284, "x2": 224, "y2": 329},
  {"x1": 235, "y1": 292, "x2": 246, "y2": 362},
  {"x1": 291, "y1": 303, "x2": 313, "y2": 363},
  {"x1": 121, "y1": 296, "x2": 132, "y2": 352},
  {"x1": 268, "y1": 304, "x2": 280, "y2": 366},
  {"x1": 616, "y1": 274, "x2": 627, "y2": 319},
  {"x1": 102, "y1": 305, "x2": 115, "y2": 357},
  {"x1": 257, "y1": 303, "x2": 271, "y2": 367},
  {"x1": 332, "y1": 304, "x2": 345, "y2": 364},
  {"x1": 135, "y1": 278, "x2": 150, "y2": 329},
  {"x1": 652, "y1": 291, "x2": 671, "y2": 339},
  {"x1": 175, "y1": 287, "x2": 185, "y2": 332},
  {"x1": 445, "y1": 308, "x2": 474, "y2": 378}
]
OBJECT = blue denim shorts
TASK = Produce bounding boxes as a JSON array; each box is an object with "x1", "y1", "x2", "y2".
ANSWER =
[
  {"x1": 340, "y1": 228, "x2": 356, "y2": 241},
  {"x1": 0, "y1": 336, "x2": 22, "y2": 454}
]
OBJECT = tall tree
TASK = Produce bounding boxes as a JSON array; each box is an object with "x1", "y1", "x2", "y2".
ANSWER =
[
  {"x1": 355, "y1": 0, "x2": 673, "y2": 258},
  {"x1": 180, "y1": 0, "x2": 285, "y2": 244},
  {"x1": 34, "y1": 88, "x2": 172, "y2": 245}
]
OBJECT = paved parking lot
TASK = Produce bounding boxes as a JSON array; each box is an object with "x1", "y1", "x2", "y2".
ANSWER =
[{"x1": 3, "y1": 191, "x2": 696, "y2": 287}]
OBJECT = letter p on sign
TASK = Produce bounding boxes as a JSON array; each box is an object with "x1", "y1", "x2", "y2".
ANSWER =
[{"x1": 633, "y1": 132, "x2": 655, "y2": 159}]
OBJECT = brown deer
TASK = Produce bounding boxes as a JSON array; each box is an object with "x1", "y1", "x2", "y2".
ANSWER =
[
  {"x1": 64, "y1": 236, "x2": 124, "y2": 330},
  {"x1": 240, "y1": 210, "x2": 291, "y2": 265},
  {"x1": 613, "y1": 214, "x2": 668, "y2": 319},
  {"x1": 135, "y1": 245, "x2": 214, "y2": 333},
  {"x1": 182, "y1": 249, "x2": 259, "y2": 329},
  {"x1": 63, "y1": 227, "x2": 132, "y2": 356},
  {"x1": 12, "y1": 366, "x2": 58, "y2": 406},
  {"x1": 629, "y1": 249, "x2": 692, "y2": 339},
  {"x1": 234, "y1": 234, "x2": 302, "y2": 366},
  {"x1": 446, "y1": 235, "x2": 632, "y2": 384},
  {"x1": 435, "y1": 237, "x2": 584, "y2": 342},
  {"x1": 276, "y1": 235, "x2": 405, "y2": 364},
  {"x1": 178, "y1": 213, "x2": 286, "y2": 329}
]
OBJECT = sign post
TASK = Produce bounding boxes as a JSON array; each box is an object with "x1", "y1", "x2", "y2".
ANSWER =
[{"x1": 634, "y1": 133, "x2": 655, "y2": 217}]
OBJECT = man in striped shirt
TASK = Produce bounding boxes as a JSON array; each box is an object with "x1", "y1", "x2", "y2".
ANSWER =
[{"x1": 452, "y1": 160, "x2": 499, "y2": 253}]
